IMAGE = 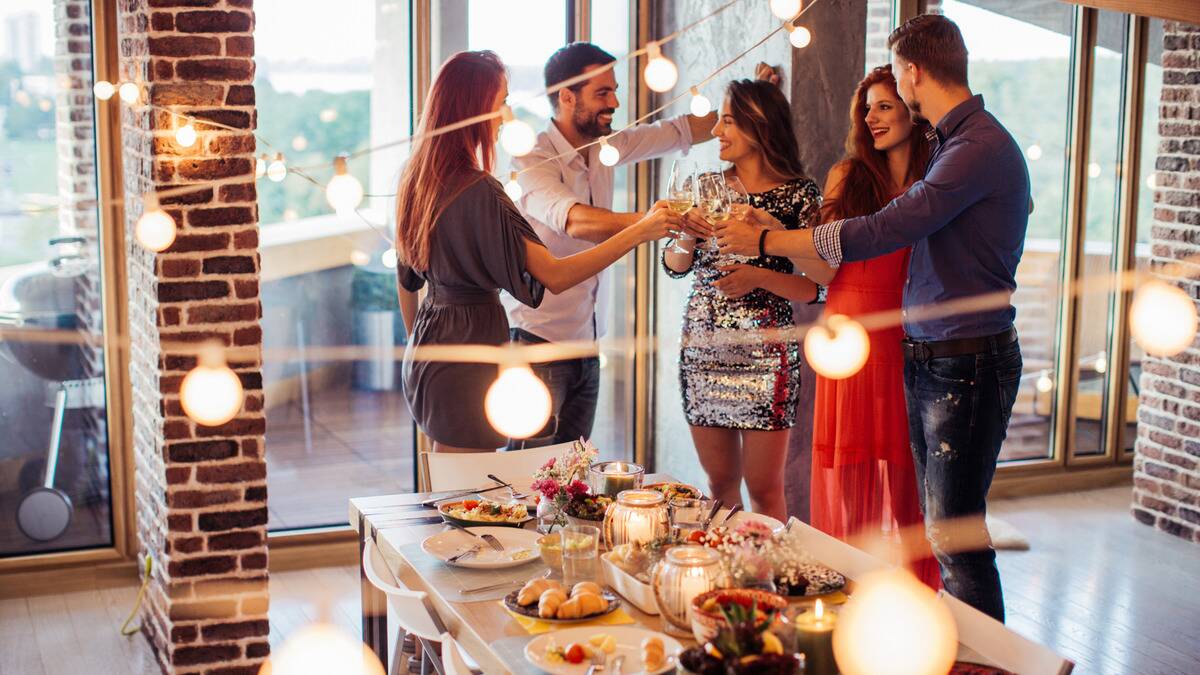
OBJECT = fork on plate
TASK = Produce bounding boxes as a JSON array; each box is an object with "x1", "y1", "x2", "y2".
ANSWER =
[
  {"x1": 585, "y1": 649, "x2": 608, "y2": 675},
  {"x1": 445, "y1": 521, "x2": 506, "y2": 552},
  {"x1": 446, "y1": 543, "x2": 481, "y2": 564}
]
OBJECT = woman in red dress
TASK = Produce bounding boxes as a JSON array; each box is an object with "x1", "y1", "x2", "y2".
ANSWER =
[{"x1": 810, "y1": 65, "x2": 940, "y2": 588}]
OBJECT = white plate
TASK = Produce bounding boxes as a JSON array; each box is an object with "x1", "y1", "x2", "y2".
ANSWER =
[
  {"x1": 714, "y1": 509, "x2": 785, "y2": 533},
  {"x1": 524, "y1": 625, "x2": 682, "y2": 675},
  {"x1": 421, "y1": 526, "x2": 542, "y2": 569}
]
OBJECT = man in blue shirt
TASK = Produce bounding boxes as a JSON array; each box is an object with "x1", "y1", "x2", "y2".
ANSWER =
[{"x1": 718, "y1": 14, "x2": 1028, "y2": 621}]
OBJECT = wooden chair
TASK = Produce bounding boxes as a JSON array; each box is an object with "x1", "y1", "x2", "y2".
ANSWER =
[
  {"x1": 939, "y1": 590, "x2": 1074, "y2": 675},
  {"x1": 421, "y1": 441, "x2": 577, "y2": 492},
  {"x1": 785, "y1": 517, "x2": 891, "y2": 581},
  {"x1": 362, "y1": 537, "x2": 450, "y2": 675}
]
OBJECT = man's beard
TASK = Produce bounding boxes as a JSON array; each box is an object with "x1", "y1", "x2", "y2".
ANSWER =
[
  {"x1": 907, "y1": 98, "x2": 926, "y2": 124},
  {"x1": 574, "y1": 106, "x2": 615, "y2": 139}
]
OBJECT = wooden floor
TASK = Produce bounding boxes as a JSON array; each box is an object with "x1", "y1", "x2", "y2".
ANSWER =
[{"x1": 4, "y1": 486, "x2": 1198, "y2": 674}]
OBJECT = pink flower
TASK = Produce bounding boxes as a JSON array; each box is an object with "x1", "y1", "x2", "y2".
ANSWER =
[
  {"x1": 531, "y1": 478, "x2": 560, "y2": 500},
  {"x1": 566, "y1": 479, "x2": 590, "y2": 499},
  {"x1": 735, "y1": 520, "x2": 774, "y2": 539},
  {"x1": 540, "y1": 457, "x2": 557, "y2": 471}
]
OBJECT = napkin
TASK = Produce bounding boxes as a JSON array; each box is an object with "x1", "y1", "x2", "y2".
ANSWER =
[{"x1": 501, "y1": 603, "x2": 636, "y2": 635}]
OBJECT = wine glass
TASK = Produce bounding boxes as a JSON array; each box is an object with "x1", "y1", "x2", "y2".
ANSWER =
[
  {"x1": 697, "y1": 172, "x2": 730, "y2": 252},
  {"x1": 725, "y1": 175, "x2": 752, "y2": 261},
  {"x1": 666, "y1": 160, "x2": 697, "y2": 254}
]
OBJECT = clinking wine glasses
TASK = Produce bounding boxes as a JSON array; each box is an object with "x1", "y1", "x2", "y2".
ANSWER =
[
  {"x1": 666, "y1": 160, "x2": 697, "y2": 254},
  {"x1": 697, "y1": 171, "x2": 731, "y2": 253}
]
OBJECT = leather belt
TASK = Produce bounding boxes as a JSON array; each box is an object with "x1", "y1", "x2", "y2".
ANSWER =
[{"x1": 902, "y1": 327, "x2": 1018, "y2": 363}]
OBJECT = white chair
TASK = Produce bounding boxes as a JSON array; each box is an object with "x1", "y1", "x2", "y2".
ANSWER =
[
  {"x1": 438, "y1": 633, "x2": 475, "y2": 675},
  {"x1": 785, "y1": 517, "x2": 891, "y2": 581},
  {"x1": 362, "y1": 537, "x2": 448, "y2": 675},
  {"x1": 422, "y1": 441, "x2": 577, "y2": 492},
  {"x1": 939, "y1": 590, "x2": 1074, "y2": 675}
]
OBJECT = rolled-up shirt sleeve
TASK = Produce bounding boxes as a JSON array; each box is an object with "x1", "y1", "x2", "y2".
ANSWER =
[
  {"x1": 512, "y1": 151, "x2": 580, "y2": 236},
  {"x1": 838, "y1": 137, "x2": 989, "y2": 263},
  {"x1": 611, "y1": 114, "x2": 693, "y2": 165}
]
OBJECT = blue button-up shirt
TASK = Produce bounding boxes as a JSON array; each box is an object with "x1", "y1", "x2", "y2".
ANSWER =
[{"x1": 812, "y1": 95, "x2": 1030, "y2": 341}]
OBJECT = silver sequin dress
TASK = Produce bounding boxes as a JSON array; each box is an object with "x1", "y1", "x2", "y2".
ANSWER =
[{"x1": 663, "y1": 177, "x2": 823, "y2": 431}]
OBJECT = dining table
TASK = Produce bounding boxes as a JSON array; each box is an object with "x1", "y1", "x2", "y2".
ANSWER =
[{"x1": 350, "y1": 474, "x2": 1008, "y2": 675}]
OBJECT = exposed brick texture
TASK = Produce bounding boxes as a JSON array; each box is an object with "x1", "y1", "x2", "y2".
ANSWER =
[
  {"x1": 1135, "y1": 20, "x2": 1200, "y2": 546},
  {"x1": 117, "y1": 0, "x2": 268, "y2": 671}
]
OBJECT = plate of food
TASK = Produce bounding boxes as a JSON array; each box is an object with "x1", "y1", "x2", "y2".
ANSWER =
[
  {"x1": 421, "y1": 526, "x2": 541, "y2": 569},
  {"x1": 643, "y1": 481, "x2": 704, "y2": 502},
  {"x1": 563, "y1": 493, "x2": 614, "y2": 528},
  {"x1": 504, "y1": 578, "x2": 621, "y2": 623},
  {"x1": 437, "y1": 496, "x2": 533, "y2": 529},
  {"x1": 524, "y1": 625, "x2": 682, "y2": 675}
]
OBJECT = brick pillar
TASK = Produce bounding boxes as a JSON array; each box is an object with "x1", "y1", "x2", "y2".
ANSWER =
[
  {"x1": 1133, "y1": 20, "x2": 1200, "y2": 545},
  {"x1": 116, "y1": 1, "x2": 269, "y2": 672},
  {"x1": 864, "y1": 0, "x2": 892, "y2": 71}
]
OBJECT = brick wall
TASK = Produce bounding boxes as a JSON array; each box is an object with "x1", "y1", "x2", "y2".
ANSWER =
[
  {"x1": 1133, "y1": 20, "x2": 1200, "y2": 545},
  {"x1": 116, "y1": 0, "x2": 270, "y2": 672}
]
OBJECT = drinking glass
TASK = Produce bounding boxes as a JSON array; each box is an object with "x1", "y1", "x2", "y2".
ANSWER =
[
  {"x1": 697, "y1": 172, "x2": 730, "y2": 252},
  {"x1": 724, "y1": 175, "x2": 752, "y2": 262},
  {"x1": 666, "y1": 159, "x2": 697, "y2": 254},
  {"x1": 561, "y1": 524, "x2": 600, "y2": 586},
  {"x1": 668, "y1": 497, "x2": 714, "y2": 540}
]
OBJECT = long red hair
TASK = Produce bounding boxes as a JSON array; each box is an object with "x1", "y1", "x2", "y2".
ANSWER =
[
  {"x1": 396, "y1": 50, "x2": 506, "y2": 272},
  {"x1": 822, "y1": 65, "x2": 930, "y2": 221}
]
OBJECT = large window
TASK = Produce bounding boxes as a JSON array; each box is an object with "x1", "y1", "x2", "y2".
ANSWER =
[{"x1": 0, "y1": 0, "x2": 114, "y2": 556}]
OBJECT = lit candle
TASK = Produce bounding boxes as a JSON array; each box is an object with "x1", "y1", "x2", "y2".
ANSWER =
[
  {"x1": 794, "y1": 599, "x2": 837, "y2": 675},
  {"x1": 626, "y1": 509, "x2": 653, "y2": 545},
  {"x1": 590, "y1": 461, "x2": 644, "y2": 497}
]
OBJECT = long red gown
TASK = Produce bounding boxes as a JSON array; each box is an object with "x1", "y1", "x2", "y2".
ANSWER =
[{"x1": 810, "y1": 238, "x2": 941, "y2": 590}]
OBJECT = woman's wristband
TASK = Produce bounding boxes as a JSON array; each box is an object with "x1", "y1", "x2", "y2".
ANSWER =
[{"x1": 758, "y1": 229, "x2": 770, "y2": 257}]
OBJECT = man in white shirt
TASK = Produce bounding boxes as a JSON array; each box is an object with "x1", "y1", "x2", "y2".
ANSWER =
[{"x1": 503, "y1": 42, "x2": 716, "y2": 447}]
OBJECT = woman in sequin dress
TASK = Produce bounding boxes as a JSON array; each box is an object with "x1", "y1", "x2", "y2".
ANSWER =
[{"x1": 662, "y1": 80, "x2": 822, "y2": 521}]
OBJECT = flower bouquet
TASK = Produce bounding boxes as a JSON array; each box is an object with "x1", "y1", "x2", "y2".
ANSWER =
[{"x1": 529, "y1": 438, "x2": 599, "y2": 531}]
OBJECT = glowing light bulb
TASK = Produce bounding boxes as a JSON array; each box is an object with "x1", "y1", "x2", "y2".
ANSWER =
[
  {"x1": 1036, "y1": 372, "x2": 1053, "y2": 393},
  {"x1": 643, "y1": 43, "x2": 678, "y2": 93},
  {"x1": 135, "y1": 194, "x2": 177, "y2": 253},
  {"x1": 598, "y1": 137, "x2": 620, "y2": 167},
  {"x1": 13, "y1": 90, "x2": 31, "y2": 107},
  {"x1": 1088, "y1": 162, "x2": 1102, "y2": 178},
  {"x1": 485, "y1": 364, "x2": 552, "y2": 439},
  {"x1": 259, "y1": 622, "x2": 384, "y2": 675},
  {"x1": 833, "y1": 569, "x2": 957, "y2": 675},
  {"x1": 1025, "y1": 143, "x2": 1043, "y2": 161},
  {"x1": 255, "y1": 154, "x2": 267, "y2": 179},
  {"x1": 787, "y1": 23, "x2": 812, "y2": 49},
  {"x1": 804, "y1": 314, "x2": 870, "y2": 379},
  {"x1": 350, "y1": 250, "x2": 371, "y2": 266},
  {"x1": 180, "y1": 344, "x2": 244, "y2": 427},
  {"x1": 1094, "y1": 351, "x2": 1107, "y2": 374},
  {"x1": 504, "y1": 172, "x2": 523, "y2": 201},
  {"x1": 38, "y1": 98, "x2": 52, "y2": 112},
  {"x1": 1145, "y1": 173, "x2": 1157, "y2": 190},
  {"x1": 689, "y1": 87, "x2": 711, "y2": 117},
  {"x1": 499, "y1": 105, "x2": 536, "y2": 157},
  {"x1": 381, "y1": 248, "x2": 399, "y2": 269},
  {"x1": 175, "y1": 122, "x2": 197, "y2": 148},
  {"x1": 93, "y1": 80, "x2": 115, "y2": 100},
  {"x1": 267, "y1": 153, "x2": 287, "y2": 182},
  {"x1": 283, "y1": 208, "x2": 298, "y2": 221},
  {"x1": 319, "y1": 108, "x2": 338, "y2": 123},
  {"x1": 770, "y1": 0, "x2": 802, "y2": 20},
  {"x1": 326, "y1": 156, "x2": 364, "y2": 214},
  {"x1": 118, "y1": 81, "x2": 139, "y2": 103},
  {"x1": 1130, "y1": 279, "x2": 1197, "y2": 357},
  {"x1": 291, "y1": 134, "x2": 308, "y2": 152}
]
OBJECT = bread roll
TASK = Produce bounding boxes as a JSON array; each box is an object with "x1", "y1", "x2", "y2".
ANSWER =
[
  {"x1": 574, "y1": 591, "x2": 607, "y2": 616},
  {"x1": 571, "y1": 581, "x2": 604, "y2": 597},
  {"x1": 518, "y1": 578, "x2": 559, "y2": 606},
  {"x1": 555, "y1": 596, "x2": 582, "y2": 619},
  {"x1": 642, "y1": 636, "x2": 665, "y2": 671},
  {"x1": 538, "y1": 589, "x2": 567, "y2": 618}
]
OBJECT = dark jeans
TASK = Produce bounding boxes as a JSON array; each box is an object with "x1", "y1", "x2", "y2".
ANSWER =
[
  {"x1": 507, "y1": 329, "x2": 600, "y2": 449},
  {"x1": 904, "y1": 337, "x2": 1022, "y2": 622}
]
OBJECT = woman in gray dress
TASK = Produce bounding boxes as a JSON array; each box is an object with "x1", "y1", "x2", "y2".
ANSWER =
[{"x1": 396, "y1": 50, "x2": 680, "y2": 453}]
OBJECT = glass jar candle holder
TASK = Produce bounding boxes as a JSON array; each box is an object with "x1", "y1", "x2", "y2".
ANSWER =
[
  {"x1": 651, "y1": 545, "x2": 724, "y2": 636},
  {"x1": 602, "y1": 489, "x2": 668, "y2": 549},
  {"x1": 588, "y1": 461, "x2": 645, "y2": 497}
]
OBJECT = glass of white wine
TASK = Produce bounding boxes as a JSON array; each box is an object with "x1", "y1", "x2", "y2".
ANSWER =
[
  {"x1": 725, "y1": 175, "x2": 752, "y2": 262},
  {"x1": 698, "y1": 172, "x2": 730, "y2": 253},
  {"x1": 666, "y1": 160, "x2": 697, "y2": 254}
]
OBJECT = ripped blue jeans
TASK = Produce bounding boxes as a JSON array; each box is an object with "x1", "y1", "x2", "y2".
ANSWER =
[{"x1": 904, "y1": 339, "x2": 1022, "y2": 622}]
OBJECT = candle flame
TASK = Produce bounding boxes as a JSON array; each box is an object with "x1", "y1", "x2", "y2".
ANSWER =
[{"x1": 815, "y1": 599, "x2": 824, "y2": 620}]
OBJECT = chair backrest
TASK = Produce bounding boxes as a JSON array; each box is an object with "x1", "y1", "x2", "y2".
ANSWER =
[
  {"x1": 361, "y1": 538, "x2": 443, "y2": 641},
  {"x1": 939, "y1": 591, "x2": 1074, "y2": 675},
  {"x1": 438, "y1": 633, "x2": 473, "y2": 675},
  {"x1": 785, "y1": 517, "x2": 891, "y2": 581},
  {"x1": 422, "y1": 442, "x2": 577, "y2": 492}
]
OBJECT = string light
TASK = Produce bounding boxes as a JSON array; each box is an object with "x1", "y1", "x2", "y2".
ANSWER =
[
  {"x1": 267, "y1": 153, "x2": 287, "y2": 182},
  {"x1": 180, "y1": 343, "x2": 244, "y2": 427},
  {"x1": 292, "y1": 134, "x2": 309, "y2": 152},
  {"x1": 1036, "y1": 371, "x2": 1054, "y2": 393},
  {"x1": 1145, "y1": 173, "x2": 1157, "y2": 190},
  {"x1": 1088, "y1": 162, "x2": 1102, "y2": 178},
  {"x1": 319, "y1": 108, "x2": 338, "y2": 123},
  {"x1": 688, "y1": 87, "x2": 712, "y2": 117},
  {"x1": 770, "y1": 0, "x2": 803, "y2": 20},
  {"x1": 325, "y1": 155, "x2": 364, "y2": 215},
  {"x1": 282, "y1": 208, "x2": 299, "y2": 221},
  {"x1": 643, "y1": 42, "x2": 678, "y2": 92},
  {"x1": 833, "y1": 569, "x2": 957, "y2": 675},
  {"x1": 1130, "y1": 279, "x2": 1198, "y2": 357},
  {"x1": 38, "y1": 98, "x2": 52, "y2": 112},
  {"x1": 380, "y1": 248, "x2": 399, "y2": 269},
  {"x1": 1025, "y1": 143, "x2": 1043, "y2": 161},
  {"x1": 350, "y1": 250, "x2": 371, "y2": 266},
  {"x1": 118, "y1": 82, "x2": 139, "y2": 103},
  {"x1": 93, "y1": 80, "x2": 115, "y2": 100},
  {"x1": 499, "y1": 105, "x2": 536, "y2": 157},
  {"x1": 504, "y1": 171, "x2": 523, "y2": 201},
  {"x1": 785, "y1": 21, "x2": 812, "y2": 49},
  {"x1": 260, "y1": 621, "x2": 384, "y2": 675},
  {"x1": 135, "y1": 193, "x2": 177, "y2": 253},
  {"x1": 255, "y1": 154, "x2": 268, "y2": 179},
  {"x1": 174, "y1": 122, "x2": 197, "y2": 148},
  {"x1": 1093, "y1": 351, "x2": 1107, "y2": 374},
  {"x1": 598, "y1": 137, "x2": 621, "y2": 167},
  {"x1": 804, "y1": 314, "x2": 870, "y2": 379},
  {"x1": 485, "y1": 364, "x2": 552, "y2": 439}
]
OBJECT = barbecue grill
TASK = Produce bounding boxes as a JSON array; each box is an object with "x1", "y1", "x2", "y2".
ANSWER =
[{"x1": 0, "y1": 236, "x2": 107, "y2": 543}]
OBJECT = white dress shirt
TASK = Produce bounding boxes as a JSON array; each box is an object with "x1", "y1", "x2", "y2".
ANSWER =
[{"x1": 502, "y1": 116, "x2": 693, "y2": 342}]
